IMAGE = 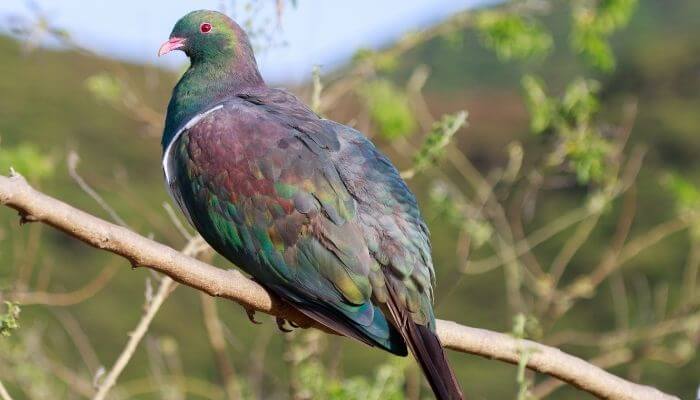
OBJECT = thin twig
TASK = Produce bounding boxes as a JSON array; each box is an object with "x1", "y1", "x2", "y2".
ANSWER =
[
  {"x1": 53, "y1": 309, "x2": 102, "y2": 374},
  {"x1": 163, "y1": 202, "x2": 193, "y2": 240},
  {"x1": 201, "y1": 294, "x2": 241, "y2": 400},
  {"x1": 10, "y1": 262, "x2": 119, "y2": 306},
  {"x1": 68, "y1": 151, "x2": 128, "y2": 228}
]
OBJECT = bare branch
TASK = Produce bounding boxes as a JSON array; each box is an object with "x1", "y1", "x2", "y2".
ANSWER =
[{"x1": 0, "y1": 173, "x2": 678, "y2": 400}]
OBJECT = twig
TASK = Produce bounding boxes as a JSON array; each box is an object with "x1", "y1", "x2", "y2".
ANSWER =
[
  {"x1": 163, "y1": 202, "x2": 193, "y2": 240},
  {"x1": 562, "y1": 215, "x2": 693, "y2": 305},
  {"x1": 0, "y1": 173, "x2": 679, "y2": 400},
  {"x1": 15, "y1": 223, "x2": 42, "y2": 291},
  {"x1": 201, "y1": 294, "x2": 241, "y2": 400},
  {"x1": 53, "y1": 309, "x2": 102, "y2": 374},
  {"x1": 10, "y1": 262, "x2": 118, "y2": 306},
  {"x1": 68, "y1": 151, "x2": 129, "y2": 228},
  {"x1": 0, "y1": 380, "x2": 13, "y2": 400},
  {"x1": 111, "y1": 375, "x2": 224, "y2": 400},
  {"x1": 92, "y1": 276, "x2": 176, "y2": 400}
]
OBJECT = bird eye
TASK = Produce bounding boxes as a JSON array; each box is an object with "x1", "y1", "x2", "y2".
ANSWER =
[{"x1": 200, "y1": 23, "x2": 212, "y2": 33}]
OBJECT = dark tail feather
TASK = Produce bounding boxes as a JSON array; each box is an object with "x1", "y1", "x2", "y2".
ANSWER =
[
  {"x1": 384, "y1": 282, "x2": 464, "y2": 400},
  {"x1": 406, "y1": 321, "x2": 464, "y2": 400}
]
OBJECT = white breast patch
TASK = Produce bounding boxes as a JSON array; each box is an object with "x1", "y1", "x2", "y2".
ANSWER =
[{"x1": 161, "y1": 104, "x2": 224, "y2": 226}]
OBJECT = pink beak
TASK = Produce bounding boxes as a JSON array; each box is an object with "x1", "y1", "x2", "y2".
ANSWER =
[{"x1": 158, "y1": 37, "x2": 186, "y2": 57}]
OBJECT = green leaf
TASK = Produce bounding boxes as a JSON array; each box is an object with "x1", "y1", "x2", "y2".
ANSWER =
[
  {"x1": 410, "y1": 111, "x2": 468, "y2": 176},
  {"x1": 0, "y1": 302, "x2": 20, "y2": 337},
  {"x1": 0, "y1": 143, "x2": 54, "y2": 182},
  {"x1": 358, "y1": 79, "x2": 416, "y2": 140},
  {"x1": 521, "y1": 75, "x2": 611, "y2": 185},
  {"x1": 295, "y1": 358, "x2": 406, "y2": 400},
  {"x1": 571, "y1": 0, "x2": 638, "y2": 72},
  {"x1": 571, "y1": 24, "x2": 615, "y2": 71},
  {"x1": 561, "y1": 78, "x2": 600, "y2": 126},
  {"x1": 521, "y1": 75, "x2": 555, "y2": 134},
  {"x1": 476, "y1": 12, "x2": 553, "y2": 62},
  {"x1": 564, "y1": 128, "x2": 611, "y2": 184},
  {"x1": 662, "y1": 172, "x2": 700, "y2": 212}
]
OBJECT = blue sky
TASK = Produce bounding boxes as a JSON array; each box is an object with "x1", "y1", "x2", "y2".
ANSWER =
[{"x1": 0, "y1": 0, "x2": 493, "y2": 83}]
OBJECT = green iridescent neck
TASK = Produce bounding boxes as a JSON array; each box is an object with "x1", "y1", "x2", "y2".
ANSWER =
[{"x1": 161, "y1": 48, "x2": 264, "y2": 151}]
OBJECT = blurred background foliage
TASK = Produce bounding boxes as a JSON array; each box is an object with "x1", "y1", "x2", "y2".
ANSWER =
[{"x1": 1, "y1": 0, "x2": 699, "y2": 398}]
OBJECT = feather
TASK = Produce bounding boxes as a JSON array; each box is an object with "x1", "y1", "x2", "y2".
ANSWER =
[
  {"x1": 384, "y1": 278, "x2": 464, "y2": 400},
  {"x1": 160, "y1": 10, "x2": 465, "y2": 399}
]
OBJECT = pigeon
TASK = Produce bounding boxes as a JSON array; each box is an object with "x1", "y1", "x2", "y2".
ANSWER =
[{"x1": 159, "y1": 10, "x2": 464, "y2": 399}]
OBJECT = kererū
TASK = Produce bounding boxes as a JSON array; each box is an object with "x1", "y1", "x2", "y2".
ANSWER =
[{"x1": 159, "y1": 10, "x2": 463, "y2": 400}]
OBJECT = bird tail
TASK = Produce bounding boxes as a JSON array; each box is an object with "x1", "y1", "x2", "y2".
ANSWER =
[{"x1": 384, "y1": 281, "x2": 465, "y2": 400}]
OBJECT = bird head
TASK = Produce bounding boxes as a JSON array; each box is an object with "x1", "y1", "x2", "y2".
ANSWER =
[{"x1": 158, "y1": 10, "x2": 250, "y2": 64}]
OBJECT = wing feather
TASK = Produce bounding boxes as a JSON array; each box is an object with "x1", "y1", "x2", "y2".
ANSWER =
[{"x1": 169, "y1": 97, "x2": 405, "y2": 354}]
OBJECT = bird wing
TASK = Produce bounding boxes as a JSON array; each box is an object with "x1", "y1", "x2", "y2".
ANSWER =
[
  {"x1": 329, "y1": 122, "x2": 464, "y2": 399},
  {"x1": 330, "y1": 121, "x2": 437, "y2": 327},
  {"x1": 168, "y1": 94, "x2": 406, "y2": 354}
]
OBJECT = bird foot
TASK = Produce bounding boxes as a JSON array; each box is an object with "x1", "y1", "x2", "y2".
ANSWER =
[
  {"x1": 245, "y1": 308, "x2": 262, "y2": 324},
  {"x1": 276, "y1": 316, "x2": 294, "y2": 333}
]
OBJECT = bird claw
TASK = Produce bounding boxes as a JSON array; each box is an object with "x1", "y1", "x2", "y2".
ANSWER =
[
  {"x1": 245, "y1": 308, "x2": 262, "y2": 324},
  {"x1": 276, "y1": 317, "x2": 294, "y2": 333}
]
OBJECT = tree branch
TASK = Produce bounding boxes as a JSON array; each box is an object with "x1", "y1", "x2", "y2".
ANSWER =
[{"x1": 0, "y1": 173, "x2": 678, "y2": 400}]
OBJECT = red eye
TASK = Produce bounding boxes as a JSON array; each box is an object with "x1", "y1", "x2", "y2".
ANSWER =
[{"x1": 200, "y1": 23, "x2": 212, "y2": 33}]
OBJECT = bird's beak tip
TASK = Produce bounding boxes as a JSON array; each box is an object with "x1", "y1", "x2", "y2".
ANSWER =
[{"x1": 158, "y1": 37, "x2": 186, "y2": 57}]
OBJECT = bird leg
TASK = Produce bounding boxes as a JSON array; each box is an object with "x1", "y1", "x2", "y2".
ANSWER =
[
  {"x1": 245, "y1": 307, "x2": 262, "y2": 324},
  {"x1": 276, "y1": 316, "x2": 294, "y2": 333}
]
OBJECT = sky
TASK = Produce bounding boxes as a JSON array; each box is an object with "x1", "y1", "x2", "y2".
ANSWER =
[{"x1": 0, "y1": 0, "x2": 494, "y2": 83}]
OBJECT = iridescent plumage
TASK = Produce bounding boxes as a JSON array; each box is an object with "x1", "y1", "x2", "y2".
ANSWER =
[{"x1": 161, "y1": 10, "x2": 463, "y2": 399}]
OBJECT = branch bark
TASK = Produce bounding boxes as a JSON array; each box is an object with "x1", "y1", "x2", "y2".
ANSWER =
[{"x1": 0, "y1": 173, "x2": 678, "y2": 400}]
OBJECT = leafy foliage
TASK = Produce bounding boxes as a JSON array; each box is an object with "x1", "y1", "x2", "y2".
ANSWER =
[
  {"x1": 358, "y1": 79, "x2": 416, "y2": 139},
  {"x1": 663, "y1": 172, "x2": 700, "y2": 213},
  {"x1": 428, "y1": 181, "x2": 493, "y2": 249},
  {"x1": 571, "y1": 0, "x2": 638, "y2": 71},
  {"x1": 522, "y1": 75, "x2": 611, "y2": 184},
  {"x1": 0, "y1": 301, "x2": 20, "y2": 337},
  {"x1": 0, "y1": 143, "x2": 53, "y2": 182},
  {"x1": 294, "y1": 358, "x2": 406, "y2": 400},
  {"x1": 476, "y1": 12, "x2": 553, "y2": 61},
  {"x1": 410, "y1": 111, "x2": 467, "y2": 175},
  {"x1": 521, "y1": 75, "x2": 557, "y2": 134}
]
